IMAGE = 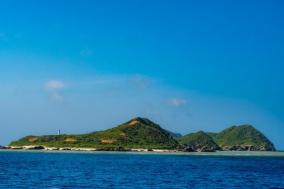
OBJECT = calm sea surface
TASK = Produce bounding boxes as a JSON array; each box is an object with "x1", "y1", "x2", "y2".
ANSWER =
[{"x1": 0, "y1": 150, "x2": 283, "y2": 189}]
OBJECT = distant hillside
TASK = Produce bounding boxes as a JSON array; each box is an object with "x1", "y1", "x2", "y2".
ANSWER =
[
  {"x1": 9, "y1": 119, "x2": 276, "y2": 152},
  {"x1": 206, "y1": 132, "x2": 218, "y2": 139},
  {"x1": 10, "y1": 117, "x2": 179, "y2": 150},
  {"x1": 214, "y1": 125, "x2": 275, "y2": 151},
  {"x1": 165, "y1": 130, "x2": 183, "y2": 139},
  {"x1": 179, "y1": 131, "x2": 221, "y2": 152}
]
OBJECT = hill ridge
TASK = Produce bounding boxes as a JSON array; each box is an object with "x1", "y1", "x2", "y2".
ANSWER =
[{"x1": 9, "y1": 118, "x2": 276, "y2": 152}]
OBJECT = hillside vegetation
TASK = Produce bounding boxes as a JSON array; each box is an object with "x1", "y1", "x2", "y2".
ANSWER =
[
  {"x1": 178, "y1": 131, "x2": 221, "y2": 152},
  {"x1": 213, "y1": 125, "x2": 275, "y2": 151},
  {"x1": 10, "y1": 117, "x2": 179, "y2": 149},
  {"x1": 9, "y1": 119, "x2": 276, "y2": 151}
]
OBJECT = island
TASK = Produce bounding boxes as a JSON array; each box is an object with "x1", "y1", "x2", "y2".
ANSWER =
[{"x1": 7, "y1": 117, "x2": 276, "y2": 152}]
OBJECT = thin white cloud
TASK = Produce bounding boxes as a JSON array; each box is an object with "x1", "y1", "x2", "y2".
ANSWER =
[
  {"x1": 168, "y1": 98, "x2": 187, "y2": 107},
  {"x1": 44, "y1": 80, "x2": 65, "y2": 102},
  {"x1": 50, "y1": 92, "x2": 64, "y2": 102},
  {"x1": 45, "y1": 80, "x2": 65, "y2": 91}
]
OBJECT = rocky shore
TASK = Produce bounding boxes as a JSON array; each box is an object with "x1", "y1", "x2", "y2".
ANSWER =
[
  {"x1": 3, "y1": 145, "x2": 179, "y2": 153},
  {"x1": 2, "y1": 145, "x2": 276, "y2": 153}
]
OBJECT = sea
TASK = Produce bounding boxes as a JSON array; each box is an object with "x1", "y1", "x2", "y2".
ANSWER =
[{"x1": 0, "y1": 150, "x2": 283, "y2": 189}]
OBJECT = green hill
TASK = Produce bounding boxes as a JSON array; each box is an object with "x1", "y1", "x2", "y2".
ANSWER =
[
  {"x1": 9, "y1": 117, "x2": 179, "y2": 150},
  {"x1": 9, "y1": 119, "x2": 276, "y2": 152},
  {"x1": 165, "y1": 130, "x2": 183, "y2": 139},
  {"x1": 178, "y1": 131, "x2": 221, "y2": 152},
  {"x1": 214, "y1": 125, "x2": 275, "y2": 151},
  {"x1": 206, "y1": 132, "x2": 218, "y2": 138}
]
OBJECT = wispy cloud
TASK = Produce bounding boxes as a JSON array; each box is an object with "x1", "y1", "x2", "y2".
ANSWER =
[
  {"x1": 44, "y1": 80, "x2": 65, "y2": 102},
  {"x1": 45, "y1": 80, "x2": 65, "y2": 91},
  {"x1": 168, "y1": 98, "x2": 187, "y2": 107},
  {"x1": 70, "y1": 74, "x2": 153, "y2": 91}
]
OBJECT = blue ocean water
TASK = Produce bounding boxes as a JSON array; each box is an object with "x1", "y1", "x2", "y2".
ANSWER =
[{"x1": 0, "y1": 151, "x2": 283, "y2": 189}]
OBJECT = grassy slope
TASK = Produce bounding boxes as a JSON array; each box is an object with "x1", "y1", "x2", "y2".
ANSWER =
[
  {"x1": 214, "y1": 125, "x2": 275, "y2": 149},
  {"x1": 165, "y1": 130, "x2": 183, "y2": 139},
  {"x1": 10, "y1": 117, "x2": 179, "y2": 149},
  {"x1": 206, "y1": 132, "x2": 218, "y2": 139},
  {"x1": 9, "y1": 120, "x2": 275, "y2": 151},
  {"x1": 178, "y1": 131, "x2": 220, "y2": 149}
]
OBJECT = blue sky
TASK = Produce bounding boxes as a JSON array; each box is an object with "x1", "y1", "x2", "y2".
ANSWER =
[{"x1": 0, "y1": 0, "x2": 284, "y2": 149}]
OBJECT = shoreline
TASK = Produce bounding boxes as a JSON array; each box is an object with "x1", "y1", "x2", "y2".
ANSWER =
[{"x1": 1, "y1": 148, "x2": 284, "y2": 157}]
